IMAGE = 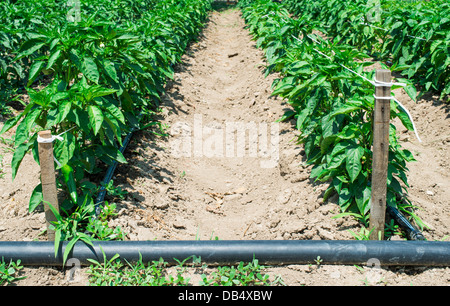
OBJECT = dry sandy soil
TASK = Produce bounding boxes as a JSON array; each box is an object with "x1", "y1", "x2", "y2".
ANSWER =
[{"x1": 0, "y1": 6, "x2": 449, "y2": 286}]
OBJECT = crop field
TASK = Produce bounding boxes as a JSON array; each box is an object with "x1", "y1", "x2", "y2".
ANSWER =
[{"x1": 0, "y1": 0, "x2": 449, "y2": 286}]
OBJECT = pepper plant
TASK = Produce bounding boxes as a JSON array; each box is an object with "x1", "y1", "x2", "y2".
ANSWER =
[
  {"x1": 240, "y1": 0, "x2": 421, "y2": 227},
  {"x1": 0, "y1": 0, "x2": 212, "y2": 242}
]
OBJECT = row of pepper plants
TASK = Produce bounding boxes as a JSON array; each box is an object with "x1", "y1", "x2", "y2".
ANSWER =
[
  {"x1": 0, "y1": 0, "x2": 162, "y2": 114},
  {"x1": 0, "y1": 0, "x2": 212, "y2": 246},
  {"x1": 238, "y1": 0, "x2": 425, "y2": 230},
  {"x1": 283, "y1": 0, "x2": 450, "y2": 100}
]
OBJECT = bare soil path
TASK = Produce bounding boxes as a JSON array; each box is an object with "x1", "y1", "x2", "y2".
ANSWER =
[
  {"x1": 0, "y1": 5, "x2": 448, "y2": 286},
  {"x1": 116, "y1": 7, "x2": 347, "y2": 243}
]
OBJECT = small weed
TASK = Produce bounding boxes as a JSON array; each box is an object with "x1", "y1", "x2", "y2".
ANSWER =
[
  {"x1": 354, "y1": 264, "x2": 365, "y2": 273},
  {"x1": 199, "y1": 258, "x2": 282, "y2": 286},
  {"x1": 49, "y1": 198, "x2": 126, "y2": 265},
  {"x1": 85, "y1": 251, "x2": 284, "y2": 286},
  {"x1": 350, "y1": 220, "x2": 409, "y2": 240},
  {"x1": 384, "y1": 219, "x2": 405, "y2": 239},
  {"x1": 86, "y1": 253, "x2": 190, "y2": 286},
  {"x1": 103, "y1": 180, "x2": 128, "y2": 200},
  {"x1": 348, "y1": 227, "x2": 373, "y2": 240},
  {"x1": 0, "y1": 258, "x2": 26, "y2": 285},
  {"x1": 0, "y1": 135, "x2": 14, "y2": 149},
  {"x1": 0, "y1": 154, "x2": 4, "y2": 179},
  {"x1": 314, "y1": 256, "x2": 323, "y2": 266}
]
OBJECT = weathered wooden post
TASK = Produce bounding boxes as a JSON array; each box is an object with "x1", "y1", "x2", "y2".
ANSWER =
[
  {"x1": 37, "y1": 130, "x2": 60, "y2": 240},
  {"x1": 369, "y1": 69, "x2": 391, "y2": 240}
]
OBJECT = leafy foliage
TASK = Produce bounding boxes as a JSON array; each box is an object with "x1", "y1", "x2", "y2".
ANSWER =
[
  {"x1": 0, "y1": 0, "x2": 211, "y2": 221},
  {"x1": 48, "y1": 198, "x2": 126, "y2": 265},
  {"x1": 239, "y1": 0, "x2": 420, "y2": 225},
  {"x1": 199, "y1": 258, "x2": 277, "y2": 286},
  {"x1": 87, "y1": 255, "x2": 192, "y2": 286},
  {"x1": 86, "y1": 254, "x2": 282, "y2": 286},
  {"x1": 283, "y1": 0, "x2": 450, "y2": 100}
]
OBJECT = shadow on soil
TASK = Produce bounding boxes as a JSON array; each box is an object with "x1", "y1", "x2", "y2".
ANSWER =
[{"x1": 212, "y1": 1, "x2": 238, "y2": 12}]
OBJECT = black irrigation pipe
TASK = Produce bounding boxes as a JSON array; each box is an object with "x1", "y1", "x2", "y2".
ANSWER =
[{"x1": 0, "y1": 240, "x2": 449, "y2": 266}]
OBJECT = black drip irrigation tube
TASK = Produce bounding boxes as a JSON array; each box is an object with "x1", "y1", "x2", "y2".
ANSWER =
[
  {"x1": 94, "y1": 129, "x2": 134, "y2": 217},
  {"x1": 387, "y1": 205, "x2": 425, "y2": 241},
  {"x1": 0, "y1": 240, "x2": 449, "y2": 266}
]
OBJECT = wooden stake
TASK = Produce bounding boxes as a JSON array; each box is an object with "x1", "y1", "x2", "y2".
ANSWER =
[
  {"x1": 37, "y1": 130, "x2": 59, "y2": 241},
  {"x1": 369, "y1": 69, "x2": 391, "y2": 240}
]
